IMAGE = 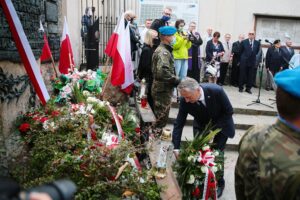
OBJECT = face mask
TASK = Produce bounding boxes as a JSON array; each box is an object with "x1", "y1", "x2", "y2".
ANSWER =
[
  {"x1": 162, "y1": 15, "x2": 171, "y2": 22},
  {"x1": 170, "y1": 37, "x2": 176, "y2": 46},
  {"x1": 178, "y1": 27, "x2": 184, "y2": 32}
]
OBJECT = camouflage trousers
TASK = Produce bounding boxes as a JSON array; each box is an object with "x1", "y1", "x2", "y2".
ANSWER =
[{"x1": 151, "y1": 89, "x2": 173, "y2": 129}]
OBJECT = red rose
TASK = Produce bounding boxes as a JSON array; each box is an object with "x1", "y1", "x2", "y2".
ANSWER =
[
  {"x1": 51, "y1": 110, "x2": 60, "y2": 117},
  {"x1": 135, "y1": 127, "x2": 141, "y2": 133},
  {"x1": 39, "y1": 117, "x2": 49, "y2": 123},
  {"x1": 19, "y1": 123, "x2": 30, "y2": 133},
  {"x1": 33, "y1": 116, "x2": 40, "y2": 121},
  {"x1": 192, "y1": 187, "x2": 201, "y2": 197}
]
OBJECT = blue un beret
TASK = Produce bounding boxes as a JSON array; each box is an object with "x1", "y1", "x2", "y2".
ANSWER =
[
  {"x1": 274, "y1": 67, "x2": 300, "y2": 98},
  {"x1": 158, "y1": 26, "x2": 177, "y2": 36}
]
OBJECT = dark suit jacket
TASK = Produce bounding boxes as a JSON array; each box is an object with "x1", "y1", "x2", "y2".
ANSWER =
[
  {"x1": 172, "y1": 83, "x2": 235, "y2": 149},
  {"x1": 240, "y1": 39, "x2": 260, "y2": 67},
  {"x1": 266, "y1": 47, "x2": 285, "y2": 74},
  {"x1": 280, "y1": 46, "x2": 295, "y2": 69},
  {"x1": 205, "y1": 40, "x2": 224, "y2": 62}
]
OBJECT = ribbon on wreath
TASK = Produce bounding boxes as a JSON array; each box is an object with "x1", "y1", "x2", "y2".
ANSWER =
[
  {"x1": 108, "y1": 105, "x2": 125, "y2": 141},
  {"x1": 202, "y1": 168, "x2": 217, "y2": 200},
  {"x1": 197, "y1": 149, "x2": 217, "y2": 200}
]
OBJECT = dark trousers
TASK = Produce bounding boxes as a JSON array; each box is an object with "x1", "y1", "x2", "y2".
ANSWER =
[
  {"x1": 231, "y1": 59, "x2": 239, "y2": 86},
  {"x1": 218, "y1": 62, "x2": 229, "y2": 85},
  {"x1": 252, "y1": 67, "x2": 258, "y2": 86},
  {"x1": 239, "y1": 64, "x2": 254, "y2": 90}
]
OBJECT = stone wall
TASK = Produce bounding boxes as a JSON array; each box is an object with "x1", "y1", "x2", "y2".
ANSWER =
[{"x1": 0, "y1": 0, "x2": 61, "y2": 175}]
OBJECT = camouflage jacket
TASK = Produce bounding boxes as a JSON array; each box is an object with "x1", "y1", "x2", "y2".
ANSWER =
[
  {"x1": 152, "y1": 43, "x2": 180, "y2": 92},
  {"x1": 235, "y1": 120, "x2": 300, "y2": 200}
]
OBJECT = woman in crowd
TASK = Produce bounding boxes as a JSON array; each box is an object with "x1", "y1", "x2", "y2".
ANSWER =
[
  {"x1": 137, "y1": 29, "x2": 158, "y2": 109},
  {"x1": 173, "y1": 19, "x2": 192, "y2": 80},
  {"x1": 205, "y1": 31, "x2": 225, "y2": 83}
]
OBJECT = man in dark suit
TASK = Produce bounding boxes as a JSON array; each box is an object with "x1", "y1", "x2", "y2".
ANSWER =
[
  {"x1": 238, "y1": 31, "x2": 261, "y2": 94},
  {"x1": 150, "y1": 7, "x2": 172, "y2": 50},
  {"x1": 172, "y1": 77, "x2": 235, "y2": 198},
  {"x1": 280, "y1": 38, "x2": 295, "y2": 70},
  {"x1": 231, "y1": 34, "x2": 245, "y2": 87}
]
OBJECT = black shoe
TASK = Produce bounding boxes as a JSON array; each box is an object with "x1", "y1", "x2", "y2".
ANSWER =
[
  {"x1": 218, "y1": 83, "x2": 223, "y2": 86},
  {"x1": 217, "y1": 184, "x2": 225, "y2": 198},
  {"x1": 246, "y1": 89, "x2": 252, "y2": 94},
  {"x1": 253, "y1": 84, "x2": 258, "y2": 88},
  {"x1": 266, "y1": 87, "x2": 270, "y2": 91},
  {"x1": 239, "y1": 89, "x2": 243, "y2": 93}
]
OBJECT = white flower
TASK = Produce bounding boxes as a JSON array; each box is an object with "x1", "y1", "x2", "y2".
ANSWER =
[
  {"x1": 82, "y1": 90, "x2": 91, "y2": 97},
  {"x1": 43, "y1": 121, "x2": 49, "y2": 130},
  {"x1": 212, "y1": 166, "x2": 218, "y2": 173},
  {"x1": 213, "y1": 151, "x2": 219, "y2": 156},
  {"x1": 202, "y1": 145, "x2": 210, "y2": 151},
  {"x1": 186, "y1": 175, "x2": 195, "y2": 184},
  {"x1": 201, "y1": 166, "x2": 208, "y2": 173},
  {"x1": 87, "y1": 97, "x2": 99, "y2": 104},
  {"x1": 187, "y1": 155, "x2": 194, "y2": 162}
]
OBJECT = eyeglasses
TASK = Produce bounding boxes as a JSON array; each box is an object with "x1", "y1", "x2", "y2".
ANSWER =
[{"x1": 164, "y1": 12, "x2": 171, "y2": 16}]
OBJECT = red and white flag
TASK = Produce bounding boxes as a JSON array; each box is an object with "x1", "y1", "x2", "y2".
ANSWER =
[
  {"x1": 105, "y1": 14, "x2": 134, "y2": 94},
  {"x1": 39, "y1": 21, "x2": 52, "y2": 62},
  {"x1": 0, "y1": 0, "x2": 50, "y2": 105},
  {"x1": 58, "y1": 16, "x2": 74, "y2": 74}
]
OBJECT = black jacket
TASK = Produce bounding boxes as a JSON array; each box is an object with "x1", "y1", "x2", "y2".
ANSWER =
[
  {"x1": 150, "y1": 19, "x2": 168, "y2": 49},
  {"x1": 205, "y1": 40, "x2": 224, "y2": 62},
  {"x1": 137, "y1": 44, "x2": 154, "y2": 82},
  {"x1": 172, "y1": 83, "x2": 235, "y2": 149},
  {"x1": 232, "y1": 41, "x2": 242, "y2": 62},
  {"x1": 266, "y1": 47, "x2": 285, "y2": 73}
]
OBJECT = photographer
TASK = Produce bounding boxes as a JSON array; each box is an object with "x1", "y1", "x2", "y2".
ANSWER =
[
  {"x1": 187, "y1": 22, "x2": 203, "y2": 83},
  {"x1": 173, "y1": 19, "x2": 192, "y2": 81}
]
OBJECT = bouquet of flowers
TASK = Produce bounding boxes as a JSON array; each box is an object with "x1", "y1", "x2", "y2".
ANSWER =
[{"x1": 173, "y1": 126, "x2": 224, "y2": 200}]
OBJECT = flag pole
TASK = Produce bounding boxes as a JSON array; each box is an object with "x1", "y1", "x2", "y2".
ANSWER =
[
  {"x1": 50, "y1": 55, "x2": 58, "y2": 78},
  {"x1": 69, "y1": 53, "x2": 74, "y2": 72},
  {"x1": 100, "y1": 57, "x2": 111, "y2": 99}
]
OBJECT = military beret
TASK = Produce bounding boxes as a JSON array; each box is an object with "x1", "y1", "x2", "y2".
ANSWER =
[
  {"x1": 273, "y1": 39, "x2": 281, "y2": 45},
  {"x1": 274, "y1": 67, "x2": 300, "y2": 98},
  {"x1": 158, "y1": 26, "x2": 177, "y2": 36}
]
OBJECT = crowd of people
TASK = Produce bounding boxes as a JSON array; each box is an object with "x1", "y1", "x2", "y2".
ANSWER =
[{"x1": 123, "y1": 8, "x2": 300, "y2": 199}]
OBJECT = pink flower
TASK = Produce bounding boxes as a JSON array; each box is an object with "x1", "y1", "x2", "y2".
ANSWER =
[{"x1": 51, "y1": 110, "x2": 60, "y2": 117}]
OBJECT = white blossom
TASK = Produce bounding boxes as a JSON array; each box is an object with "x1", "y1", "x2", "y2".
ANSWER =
[
  {"x1": 202, "y1": 145, "x2": 210, "y2": 151},
  {"x1": 201, "y1": 166, "x2": 208, "y2": 173},
  {"x1": 212, "y1": 166, "x2": 218, "y2": 173},
  {"x1": 186, "y1": 174, "x2": 195, "y2": 184}
]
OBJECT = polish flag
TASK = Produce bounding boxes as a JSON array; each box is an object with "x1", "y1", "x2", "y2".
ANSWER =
[
  {"x1": 105, "y1": 14, "x2": 134, "y2": 93},
  {"x1": 0, "y1": 0, "x2": 50, "y2": 105},
  {"x1": 58, "y1": 16, "x2": 74, "y2": 74},
  {"x1": 39, "y1": 21, "x2": 52, "y2": 62}
]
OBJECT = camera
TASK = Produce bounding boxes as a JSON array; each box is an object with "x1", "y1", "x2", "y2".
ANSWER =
[{"x1": 0, "y1": 178, "x2": 77, "y2": 200}]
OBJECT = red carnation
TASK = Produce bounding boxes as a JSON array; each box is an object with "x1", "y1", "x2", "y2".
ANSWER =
[
  {"x1": 19, "y1": 123, "x2": 30, "y2": 133},
  {"x1": 51, "y1": 110, "x2": 60, "y2": 117},
  {"x1": 192, "y1": 187, "x2": 201, "y2": 197},
  {"x1": 39, "y1": 117, "x2": 49, "y2": 123},
  {"x1": 91, "y1": 130, "x2": 97, "y2": 141}
]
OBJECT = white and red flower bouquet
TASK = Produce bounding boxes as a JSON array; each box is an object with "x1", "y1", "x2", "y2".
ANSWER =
[{"x1": 173, "y1": 127, "x2": 224, "y2": 200}]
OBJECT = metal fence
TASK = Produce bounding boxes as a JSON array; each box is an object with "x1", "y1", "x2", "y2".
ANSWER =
[{"x1": 80, "y1": 0, "x2": 139, "y2": 67}]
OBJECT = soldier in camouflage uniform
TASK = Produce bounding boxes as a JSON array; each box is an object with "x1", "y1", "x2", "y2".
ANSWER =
[
  {"x1": 151, "y1": 26, "x2": 180, "y2": 129},
  {"x1": 235, "y1": 67, "x2": 300, "y2": 200}
]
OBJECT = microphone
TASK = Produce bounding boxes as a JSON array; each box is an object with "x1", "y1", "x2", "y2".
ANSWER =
[{"x1": 265, "y1": 39, "x2": 273, "y2": 45}]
